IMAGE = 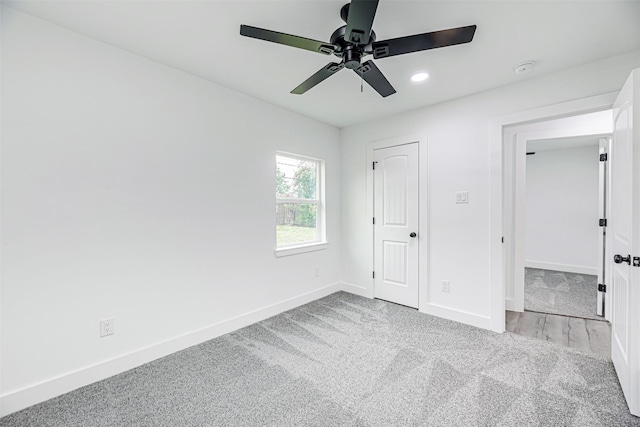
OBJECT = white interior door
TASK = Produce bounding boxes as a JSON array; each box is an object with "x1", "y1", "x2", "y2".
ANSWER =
[
  {"x1": 373, "y1": 143, "x2": 419, "y2": 308},
  {"x1": 610, "y1": 69, "x2": 640, "y2": 417}
]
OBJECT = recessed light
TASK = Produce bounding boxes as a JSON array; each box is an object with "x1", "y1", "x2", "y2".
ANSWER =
[{"x1": 411, "y1": 72, "x2": 429, "y2": 82}]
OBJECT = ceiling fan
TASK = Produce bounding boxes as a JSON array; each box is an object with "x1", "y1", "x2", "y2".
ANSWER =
[{"x1": 240, "y1": 0, "x2": 476, "y2": 97}]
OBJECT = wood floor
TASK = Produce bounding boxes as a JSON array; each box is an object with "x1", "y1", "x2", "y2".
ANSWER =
[{"x1": 506, "y1": 310, "x2": 611, "y2": 358}]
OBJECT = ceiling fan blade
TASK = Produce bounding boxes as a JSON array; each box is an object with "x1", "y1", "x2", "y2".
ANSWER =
[
  {"x1": 291, "y1": 62, "x2": 345, "y2": 95},
  {"x1": 240, "y1": 25, "x2": 338, "y2": 55},
  {"x1": 345, "y1": 0, "x2": 379, "y2": 45},
  {"x1": 354, "y1": 60, "x2": 396, "y2": 97},
  {"x1": 372, "y1": 25, "x2": 477, "y2": 59}
]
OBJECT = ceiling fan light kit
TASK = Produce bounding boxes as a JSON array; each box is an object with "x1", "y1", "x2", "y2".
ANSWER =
[{"x1": 240, "y1": 0, "x2": 476, "y2": 97}]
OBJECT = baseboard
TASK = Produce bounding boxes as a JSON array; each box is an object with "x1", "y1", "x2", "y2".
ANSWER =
[
  {"x1": 421, "y1": 303, "x2": 500, "y2": 332},
  {"x1": 524, "y1": 261, "x2": 597, "y2": 276},
  {"x1": 340, "y1": 282, "x2": 373, "y2": 298},
  {"x1": 0, "y1": 282, "x2": 342, "y2": 417}
]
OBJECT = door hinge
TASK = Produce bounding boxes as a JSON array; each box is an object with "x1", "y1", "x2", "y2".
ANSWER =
[
  {"x1": 372, "y1": 161, "x2": 378, "y2": 170},
  {"x1": 501, "y1": 236, "x2": 504, "y2": 243},
  {"x1": 634, "y1": 257, "x2": 640, "y2": 267},
  {"x1": 373, "y1": 271, "x2": 375, "y2": 279},
  {"x1": 598, "y1": 284, "x2": 606, "y2": 293},
  {"x1": 599, "y1": 218, "x2": 607, "y2": 227},
  {"x1": 373, "y1": 217, "x2": 375, "y2": 225},
  {"x1": 600, "y1": 153, "x2": 608, "y2": 161}
]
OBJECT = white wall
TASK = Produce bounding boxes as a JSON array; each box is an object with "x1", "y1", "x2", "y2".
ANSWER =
[
  {"x1": 0, "y1": 9, "x2": 341, "y2": 414},
  {"x1": 341, "y1": 50, "x2": 640, "y2": 330},
  {"x1": 525, "y1": 146, "x2": 600, "y2": 274}
]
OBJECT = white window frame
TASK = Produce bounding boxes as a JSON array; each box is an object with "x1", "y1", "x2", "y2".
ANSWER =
[{"x1": 275, "y1": 152, "x2": 327, "y2": 257}]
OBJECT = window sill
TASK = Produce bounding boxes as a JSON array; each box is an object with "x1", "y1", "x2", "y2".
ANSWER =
[{"x1": 274, "y1": 242, "x2": 328, "y2": 258}]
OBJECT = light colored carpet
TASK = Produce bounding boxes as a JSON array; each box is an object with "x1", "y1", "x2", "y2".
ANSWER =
[
  {"x1": 2, "y1": 291, "x2": 637, "y2": 426},
  {"x1": 525, "y1": 268, "x2": 601, "y2": 320}
]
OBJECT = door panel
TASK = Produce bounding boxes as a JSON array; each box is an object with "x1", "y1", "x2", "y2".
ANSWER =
[
  {"x1": 374, "y1": 143, "x2": 419, "y2": 308},
  {"x1": 383, "y1": 156, "x2": 408, "y2": 225},
  {"x1": 612, "y1": 268, "x2": 628, "y2": 360},
  {"x1": 610, "y1": 69, "x2": 640, "y2": 416},
  {"x1": 383, "y1": 241, "x2": 408, "y2": 284}
]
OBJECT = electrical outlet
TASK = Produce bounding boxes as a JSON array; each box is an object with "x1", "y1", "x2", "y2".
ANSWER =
[
  {"x1": 441, "y1": 280, "x2": 450, "y2": 293},
  {"x1": 315, "y1": 267, "x2": 320, "y2": 278},
  {"x1": 100, "y1": 318, "x2": 115, "y2": 337}
]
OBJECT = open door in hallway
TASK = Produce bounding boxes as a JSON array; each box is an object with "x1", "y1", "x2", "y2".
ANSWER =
[
  {"x1": 373, "y1": 143, "x2": 419, "y2": 308},
  {"x1": 610, "y1": 69, "x2": 640, "y2": 417}
]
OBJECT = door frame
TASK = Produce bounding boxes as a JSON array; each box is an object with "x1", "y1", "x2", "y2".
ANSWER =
[
  {"x1": 597, "y1": 137, "x2": 611, "y2": 317},
  {"x1": 366, "y1": 134, "x2": 427, "y2": 309},
  {"x1": 489, "y1": 92, "x2": 618, "y2": 332},
  {"x1": 503, "y1": 120, "x2": 612, "y2": 315}
]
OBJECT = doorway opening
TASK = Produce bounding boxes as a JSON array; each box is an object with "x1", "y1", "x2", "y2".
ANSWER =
[{"x1": 502, "y1": 109, "x2": 613, "y2": 357}]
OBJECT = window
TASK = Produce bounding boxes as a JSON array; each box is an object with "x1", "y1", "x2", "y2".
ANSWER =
[{"x1": 275, "y1": 153, "x2": 325, "y2": 252}]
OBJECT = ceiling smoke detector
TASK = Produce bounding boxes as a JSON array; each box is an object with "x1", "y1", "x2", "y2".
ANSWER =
[{"x1": 514, "y1": 61, "x2": 535, "y2": 74}]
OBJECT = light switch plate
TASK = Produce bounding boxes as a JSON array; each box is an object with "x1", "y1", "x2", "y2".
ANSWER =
[{"x1": 456, "y1": 191, "x2": 469, "y2": 204}]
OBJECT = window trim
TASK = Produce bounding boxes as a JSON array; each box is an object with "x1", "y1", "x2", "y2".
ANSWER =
[
  {"x1": 274, "y1": 242, "x2": 328, "y2": 258},
  {"x1": 275, "y1": 152, "x2": 326, "y2": 254}
]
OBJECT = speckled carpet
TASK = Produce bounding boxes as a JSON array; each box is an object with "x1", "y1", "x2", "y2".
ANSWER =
[
  {"x1": 524, "y1": 268, "x2": 600, "y2": 320},
  {"x1": 2, "y1": 291, "x2": 637, "y2": 426}
]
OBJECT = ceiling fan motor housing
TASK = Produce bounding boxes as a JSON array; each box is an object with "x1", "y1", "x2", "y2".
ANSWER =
[{"x1": 330, "y1": 25, "x2": 377, "y2": 69}]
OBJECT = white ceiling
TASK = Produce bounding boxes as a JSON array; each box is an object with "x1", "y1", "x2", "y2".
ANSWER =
[{"x1": 4, "y1": 0, "x2": 640, "y2": 127}]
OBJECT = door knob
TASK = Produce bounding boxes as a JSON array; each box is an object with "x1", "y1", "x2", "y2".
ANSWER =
[
  {"x1": 410, "y1": 232, "x2": 417, "y2": 238},
  {"x1": 614, "y1": 254, "x2": 631, "y2": 265}
]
